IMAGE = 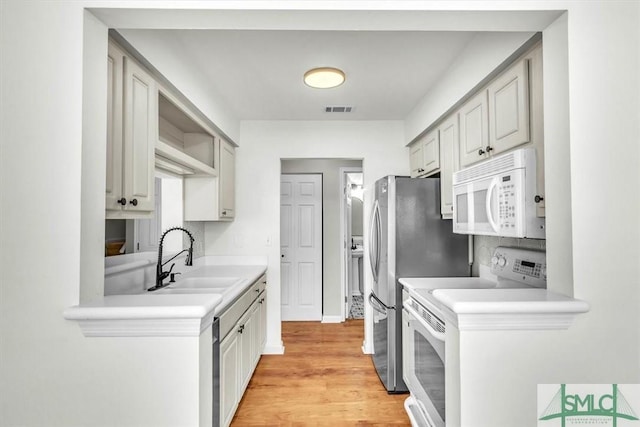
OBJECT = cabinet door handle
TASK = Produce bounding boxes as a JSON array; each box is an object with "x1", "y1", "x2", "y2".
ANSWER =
[
  {"x1": 117, "y1": 198, "x2": 127, "y2": 206},
  {"x1": 129, "y1": 198, "x2": 138, "y2": 206},
  {"x1": 478, "y1": 148, "x2": 486, "y2": 155},
  {"x1": 534, "y1": 195, "x2": 544, "y2": 203},
  {"x1": 485, "y1": 145, "x2": 494, "y2": 153},
  {"x1": 222, "y1": 211, "x2": 227, "y2": 216},
  {"x1": 238, "y1": 325, "x2": 244, "y2": 334}
]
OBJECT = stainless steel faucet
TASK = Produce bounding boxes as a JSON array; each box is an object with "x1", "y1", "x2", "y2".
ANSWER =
[{"x1": 148, "y1": 227, "x2": 194, "y2": 292}]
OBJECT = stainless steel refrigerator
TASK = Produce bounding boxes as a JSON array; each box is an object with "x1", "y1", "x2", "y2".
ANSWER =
[{"x1": 368, "y1": 176, "x2": 469, "y2": 393}]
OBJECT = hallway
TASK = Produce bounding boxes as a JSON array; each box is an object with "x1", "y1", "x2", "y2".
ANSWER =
[{"x1": 231, "y1": 320, "x2": 410, "y2": 426}]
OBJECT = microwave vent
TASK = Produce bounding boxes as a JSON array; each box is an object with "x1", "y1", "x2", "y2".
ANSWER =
[{"x1": 454, "y1": 148, "x2": 535, "y2": 184}]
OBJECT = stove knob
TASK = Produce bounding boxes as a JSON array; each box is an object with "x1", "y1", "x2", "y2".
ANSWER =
[
  {"x1": 498, "y1": 257, "x2": 507, "y2": 267},
  {"x1": 491, "y1": 256, "x2": 499, "y2": 266}
]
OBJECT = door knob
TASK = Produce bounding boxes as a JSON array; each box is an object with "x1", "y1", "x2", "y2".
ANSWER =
[
  {"x1": 117, "y1": 198, "x2": 127, "y2": 206},
  {"x1": 485, "y1": 145, "x2": 494, "y2": 153},
  {"x1": 478, "y1": 148, "x2": 486, "y2": 155},
  {"x1": 129, "y1": 198, "x2": 138, "y2": 206}
]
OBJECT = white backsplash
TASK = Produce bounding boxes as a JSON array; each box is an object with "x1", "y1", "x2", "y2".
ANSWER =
[
  {"x1": 184, "y1": 221, "x2": 205, "y2": 258},
  {"x1": 472, "y1": 235, "x2": 546, "y2": 276}
]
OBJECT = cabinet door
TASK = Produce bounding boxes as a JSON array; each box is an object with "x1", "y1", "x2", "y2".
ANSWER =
[
  {"x1": 258, "y1": 290, "x2": 267, "y2": 353},
  {"x1": 438, "y1": 115, "x2": 459, "y2": 218},
  {"x1": 409, "y1": 142, "x2": 424, "y2": 177},
  {"x1": 220, "y1": 331, "x2": 239, "y2": 427},
  {"x1": 421, "y1": 130, "x2": 440, "y2": 176},
  {"x1": 238, "y1": 305, "x2": 256, "y2": 393},
  {"x1": 122, "y1": 57, "x2": 157, "y2": 212},
  {"x1": 219, "y1": 138, "x2": 235, "y2": 219},
  {"x1": 106, "y1": 43, "x2": 124, "y2": 211},
  {"x1": 488, "y1": 59, "x2": 530, "y2": 154},
  {"x1": 459, "y1": 91, "x2": 489, "y2": 167}
]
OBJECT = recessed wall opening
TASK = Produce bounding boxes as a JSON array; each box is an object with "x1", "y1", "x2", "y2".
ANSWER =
[{"x1": 280, "y1": 159, "x2": 363, "y2": 325}]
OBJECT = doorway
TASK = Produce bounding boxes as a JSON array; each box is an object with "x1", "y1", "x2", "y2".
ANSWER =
[
  {"x1": 280, "y1": 159, "x2": 363, "y2": 323},
  {"x1": 280, "y1": 173, "x2": 323, "y2": 320},
  {"x1": 341, "y1": 169, "x2": 364, "y2": 320}
]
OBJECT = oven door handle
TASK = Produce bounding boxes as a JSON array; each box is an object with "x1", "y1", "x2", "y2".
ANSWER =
[
  {"x1": 403, "y1": 302, "x2": 445, "y2": 342},
  {"x1": 369, "y1": 292, "x2": 394, "y2": 313}
]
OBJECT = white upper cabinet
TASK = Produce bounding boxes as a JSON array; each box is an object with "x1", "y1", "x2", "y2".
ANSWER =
[
  {"x1": 409, "y1": 143, "x2": 423, "y2": 177},
  {"x1": 487, "y1": 58, "x2": 530, "y2": 155},
  {"x1": 122, "y1": 58, "x2": 157, "y2": 212},
  {"x1": 409, "y1": 130, "x2": 440, "y2": 177},
  {"x1": 106, "y1": 41, "x2": 157, "y2": 218},
  {"x1": 183, "y1": 137, "x2": 236, "y2": 221},
  {"x1": 218, "y1": 138, "x2": 235, "y2": 219},
  {"x1": 105, "y1": 42, "x2": 124, "y2": 212},
  {"x1": 410, "y1": 41, "x2": 545, "y2": 217},
  {"x1": 438, "y1": 114, "x2": 459, "y2": 218},
  {"x1": 458, "y1": 91, "x2": 489, "y2": 168}
]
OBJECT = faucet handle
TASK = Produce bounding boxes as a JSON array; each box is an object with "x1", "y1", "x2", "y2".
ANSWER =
[
  {"x1": 170, "y1": 272, "x2": 181, "y2": 283},
  {"x1": 160, "y1": 263, "x2": 175, "y2": 281}
]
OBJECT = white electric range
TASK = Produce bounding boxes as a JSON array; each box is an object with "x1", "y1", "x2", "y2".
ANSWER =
[{"x1": 398, "y1": 246, "x2": 546, "y2": 427}]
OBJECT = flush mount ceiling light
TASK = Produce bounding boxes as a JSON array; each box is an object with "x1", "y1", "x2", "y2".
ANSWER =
[{"x1": 303, "y1": 67, "x2": 346, "y2": 89}]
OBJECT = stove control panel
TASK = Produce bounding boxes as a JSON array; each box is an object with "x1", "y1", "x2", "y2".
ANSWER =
[{"x1": 490, "y1": 246, "x2": 546, "y2": 288}]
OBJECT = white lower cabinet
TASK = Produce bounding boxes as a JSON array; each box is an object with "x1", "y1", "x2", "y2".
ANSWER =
[
  {"x1": 220, "y1": 328, "x2": 239, "y2": 427},
  {"x1": 218, "y1": 278, "x2": 267, "y2": 427}
]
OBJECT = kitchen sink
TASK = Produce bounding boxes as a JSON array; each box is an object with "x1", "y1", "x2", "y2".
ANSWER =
[
  {"x1": 153, "y1": 277, "x2": 245, "y2": 295},
  {"x1": 172, "y1": 277, "x2": 244, "y2": 289}
]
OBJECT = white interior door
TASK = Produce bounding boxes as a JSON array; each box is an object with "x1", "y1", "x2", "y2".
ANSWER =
[{"x1": 280, "y1": 174, "x2": 323, "y2": 321}]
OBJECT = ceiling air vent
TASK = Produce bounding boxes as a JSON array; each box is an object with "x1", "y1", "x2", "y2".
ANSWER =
[{"x1": 324, "y1": 106, "x2": 354, "y2": 113}]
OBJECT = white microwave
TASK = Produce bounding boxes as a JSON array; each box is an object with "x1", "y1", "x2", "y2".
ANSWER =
[{"x1": 452, "y1": 147, "x2": 545, "y2": 239}]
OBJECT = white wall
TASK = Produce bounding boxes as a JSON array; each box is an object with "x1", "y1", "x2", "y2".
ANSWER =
[
  {"x1": 1, "y1": 1, "x2": 639, "y2": 426},
  {"x1": 203, "y1": 120, "x2": 407, "y2": 352}
]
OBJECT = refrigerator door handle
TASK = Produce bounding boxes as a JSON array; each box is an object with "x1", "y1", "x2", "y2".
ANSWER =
[
  {"x1": 368, "y1": 200, "x2": 381, "y2": 283},
  {"x1": 369, "y1": 291, "x2": 395, "y2": 312}
]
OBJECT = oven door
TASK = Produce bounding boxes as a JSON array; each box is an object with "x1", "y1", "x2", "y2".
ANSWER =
[
  {"x1": 402, "y1": 303, "x2": 446, "y2": 427},
  {"x1": 453, "y1": 176, "x2": 500, "y2": 236}
]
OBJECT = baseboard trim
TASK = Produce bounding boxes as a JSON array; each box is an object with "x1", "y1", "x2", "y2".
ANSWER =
[
  {"x1": 321, "y1": 315, "x2": 343, "y2": 323},
  {"x1": 362, "y1": 339, "x2": 373, "y2": 354},
  {"x1": 263, "y1": 341, "x2": 285, "y2": 355}
]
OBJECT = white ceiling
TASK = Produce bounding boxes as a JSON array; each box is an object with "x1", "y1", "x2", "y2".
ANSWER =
[
  {"x1": 121, "y1": 29, "x2": 479, "y2": 121},
  {"x1": 106, "y1": 7, "x2": 562, "y2": 125}
]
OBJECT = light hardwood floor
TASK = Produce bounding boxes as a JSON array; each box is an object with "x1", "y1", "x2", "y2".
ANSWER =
[{"x1": 231, "y1": 320, "x2": 410, "y2": 426}]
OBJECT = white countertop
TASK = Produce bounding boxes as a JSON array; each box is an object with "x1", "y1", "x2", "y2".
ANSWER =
[
  {"x1": 432, "y1": 288, "x2": 589, "y2": 314},
  {"x1": 65, "y1": 256, "x2": 267, "y2": 337},
  {"x1": 64, "y1": 294, "x2": 223, "y2": 319},
  {"x1": 399, "y1": 276, "x2": 589, "y2": 331}
]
